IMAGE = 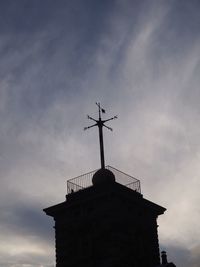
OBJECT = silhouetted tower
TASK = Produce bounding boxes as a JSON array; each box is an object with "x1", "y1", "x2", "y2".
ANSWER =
[{"x1": 44, "y1": 104, "x2": 167, "y2": 267}]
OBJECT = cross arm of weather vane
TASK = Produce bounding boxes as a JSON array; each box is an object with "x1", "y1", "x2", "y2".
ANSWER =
[
  {"x1": 103, "y1": 124, "x2": 113, "y2": 131},
  {"x1": 84, "y1": 114, "x2": 117, "y2": 131},
  {"x1": 84, "y1": 123, "x2": 97, "y2": 130},
  {"x1": 83, "y1": 115, "x2": 97, "y2": 130},
  {"x1": 87, "y1": 115, "x2": 98, "y2": 123},
  {"x1": 103, "y1": 115, "x2": 118, "y2": 123}
]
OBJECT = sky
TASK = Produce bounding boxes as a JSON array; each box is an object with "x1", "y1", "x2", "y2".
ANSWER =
[{"x1": 0, "y1": 0, "x2": 200, "y2": 266}]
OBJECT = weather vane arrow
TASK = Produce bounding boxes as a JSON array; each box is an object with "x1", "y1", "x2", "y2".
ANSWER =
[{"x1": 84, "y1": 102, "x2": 118, "y2": 169}]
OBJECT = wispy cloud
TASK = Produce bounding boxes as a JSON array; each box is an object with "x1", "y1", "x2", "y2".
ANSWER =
[{"x1": 0, "y1": 1, "x2": 200, "y2": 266}]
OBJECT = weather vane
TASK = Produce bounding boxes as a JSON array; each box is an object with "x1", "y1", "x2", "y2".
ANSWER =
[{"x1": 84, "y1": 102, "x2": 117, "y2": 169}]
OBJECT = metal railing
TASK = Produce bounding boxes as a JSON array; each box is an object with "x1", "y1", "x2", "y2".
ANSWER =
[{"x1": 67, "y1": 166, "x2": 141, "y2": 194}]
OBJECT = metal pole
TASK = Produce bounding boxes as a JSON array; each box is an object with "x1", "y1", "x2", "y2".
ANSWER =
[{"x1": 98, "y1": 123, "x2": 105, "y2": 169}]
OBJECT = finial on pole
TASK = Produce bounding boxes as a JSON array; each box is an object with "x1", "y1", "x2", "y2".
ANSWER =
[{"x1": 84, "y1": 103, "x2": 117, "y2": 169}]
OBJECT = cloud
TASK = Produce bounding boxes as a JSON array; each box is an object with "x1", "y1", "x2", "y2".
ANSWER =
[
  {"x1": 0, "y1": 0, "x2": 200, "y2": 266},
  {"x1": 0, "y1": 203, "x2": 54, "y2": 267}
]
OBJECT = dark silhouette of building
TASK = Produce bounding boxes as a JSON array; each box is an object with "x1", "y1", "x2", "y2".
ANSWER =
[
  {"x1": 44, "y1": 104, "x2": 176, "y2": 267},
  {"x1": 44, "y1": 166, "x2": 176, "y2": 267}
]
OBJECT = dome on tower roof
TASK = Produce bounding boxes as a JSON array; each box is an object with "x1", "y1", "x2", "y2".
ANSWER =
[{"x1": 92, "y1": 168, "x2": 115, "y2": 186}]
